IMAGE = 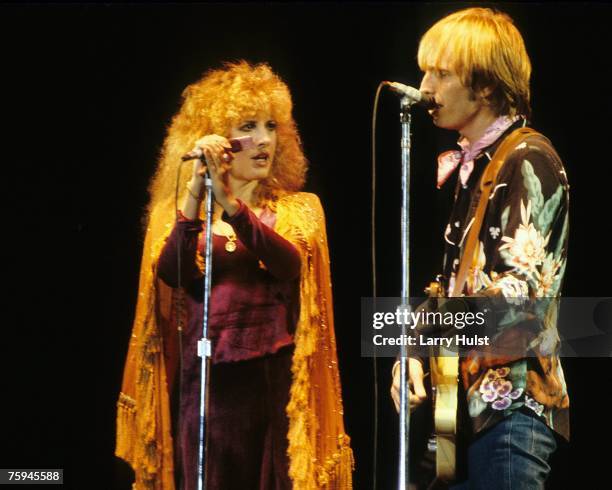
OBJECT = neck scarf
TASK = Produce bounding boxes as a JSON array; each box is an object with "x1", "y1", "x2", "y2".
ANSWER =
[{"x1": 436, "y1": 115, "x2": 520, "y2": 189}]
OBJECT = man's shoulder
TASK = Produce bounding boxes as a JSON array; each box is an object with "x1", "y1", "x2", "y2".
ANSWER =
[{"x1": 497, "y1": 127, "x2": 568, "y2": 189}]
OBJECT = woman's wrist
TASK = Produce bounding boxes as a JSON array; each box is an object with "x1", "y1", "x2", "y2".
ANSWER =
[
  {"x1": 188, "y1": 175, "x2": 205, "y2": 187},
  {"x1": 186, "y1": 179, "x2": 204, "y2": 201}
]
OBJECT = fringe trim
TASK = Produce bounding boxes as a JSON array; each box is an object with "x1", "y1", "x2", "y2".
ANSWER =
[
  {"x1": 315, "y1": 436, "x2": 354, "y2": 489},
  {"x1": 116, "y1": 257, "x2": 174, "y2": 489},
  {"x1": 116, "y1": 393, "x2": 137, "y2": 465},
  {"x1": 281, "y1": 193, "x2": 354, "y2": 489},
  {"x1": 329, "y1": 441, "x2": 355, "y2": 489}
]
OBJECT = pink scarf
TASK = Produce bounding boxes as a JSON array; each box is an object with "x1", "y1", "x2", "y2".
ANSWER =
[{"x1": 436, "y1": 115, "x2": 520, "y2": 189}]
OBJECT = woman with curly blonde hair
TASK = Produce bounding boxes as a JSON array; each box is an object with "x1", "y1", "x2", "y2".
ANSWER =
[{"x1": 116, "y1": 61, "x2": 353, "y2": 490}]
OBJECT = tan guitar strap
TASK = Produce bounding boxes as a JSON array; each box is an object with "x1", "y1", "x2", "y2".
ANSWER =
[{"x1": 451, "y1": 127, "x2": 541, "y2": 297}]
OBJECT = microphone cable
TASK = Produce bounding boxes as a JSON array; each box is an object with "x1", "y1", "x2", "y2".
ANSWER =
[
  {"x1": 370, "y1": 81, "x2": 387, "y2": 490},
  {"x1": 173, "y1": 159, "x2": 187, "y2": 486}
]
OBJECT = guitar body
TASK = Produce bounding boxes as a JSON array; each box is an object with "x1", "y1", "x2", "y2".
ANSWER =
[{"x1": 426, "y1": 281, "x2": 459, "y2": 482}]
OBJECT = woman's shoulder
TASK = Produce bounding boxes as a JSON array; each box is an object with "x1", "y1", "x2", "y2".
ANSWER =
[
  {"x1": 278, "y1": 191, "x2": 320, "y2": 205},
  {"x1": 274, "y1": 192, "x2": 326, "y2": 239},
  {"x1": 276, "y1": 191, "x2": 323, "y2": 215}
]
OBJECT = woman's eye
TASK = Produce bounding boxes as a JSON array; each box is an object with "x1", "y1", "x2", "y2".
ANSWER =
[
  {"x1": 239, "y1": 122, "x2": 256, "y2": 131},
  {"x1": 266, "y1": 121, "x2": 278, "y2": 130}
]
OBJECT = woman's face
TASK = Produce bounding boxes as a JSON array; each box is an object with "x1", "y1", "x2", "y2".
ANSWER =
[{"x1": 227, "y1": 113, "x2": 278, "y2": 183}]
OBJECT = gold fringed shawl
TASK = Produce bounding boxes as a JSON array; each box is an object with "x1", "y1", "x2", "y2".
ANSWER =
[
  {"x1": 116, "y1": 199, "x2": 178, "y2": 490},
  {"x1": 116, "y1": 192, "x2": 353, "y2": 489},
  {"x1": 276, "y1": 193, "x2": 353, "y2": 489}
]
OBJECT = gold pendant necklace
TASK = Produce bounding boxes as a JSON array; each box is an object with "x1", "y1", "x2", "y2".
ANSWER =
[
  {"x1": 224, "y1": 232, "x2": 237, "y2": 253},
  {"x1": 213, "y1": 220, "x2": 237, "y2": 253}
]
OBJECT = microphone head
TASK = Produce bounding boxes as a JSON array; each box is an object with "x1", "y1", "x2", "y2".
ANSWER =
[
  {"x1": 418, "y1": 93, "x2": 437, "y2": 110},
  {"x1": 228, "y1": 136, "x2": 255, "y2": 152},
  {"x1": 384, "y1": 81, "x2": 437, "y2": 109},
  {"x1": 181, "y1": 136, "x2": 255, "y2": 161},
  {"x1": 385, "y1": 81, "x2": 421, "y2": 100}
]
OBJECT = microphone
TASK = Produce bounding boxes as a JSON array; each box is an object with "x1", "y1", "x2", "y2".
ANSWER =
[
  {"x1": 384, "y1": 81, "x2": 437, "y2": 109},
  {"x1": 181, "y1": 136, "x2": 256, "y2": 161}
]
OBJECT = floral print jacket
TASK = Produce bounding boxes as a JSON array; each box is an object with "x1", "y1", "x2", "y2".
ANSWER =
[{"x1": 441, "y1": 121, "x2": 570, "y2": 441}]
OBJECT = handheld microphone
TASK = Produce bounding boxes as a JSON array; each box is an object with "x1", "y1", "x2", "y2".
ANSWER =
[
  {"x1": 384, "y1": 81, "x2": 437, "y2": 109},
  {"x1": 181, "y1": 136, "x2": 256, "y2": 161}
]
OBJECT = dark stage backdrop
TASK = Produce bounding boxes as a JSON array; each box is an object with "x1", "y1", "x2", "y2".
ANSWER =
[{"x1": 2, "y1": 2, "x2": 611, "y2": 489}]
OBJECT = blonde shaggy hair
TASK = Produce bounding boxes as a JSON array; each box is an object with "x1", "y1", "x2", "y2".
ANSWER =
[
  {"x1": 147, "y1": 60, "x2": 307, "y2": 221},
  {"x1": 418, "y1": 7, "x2": 532, "y2": 117}
]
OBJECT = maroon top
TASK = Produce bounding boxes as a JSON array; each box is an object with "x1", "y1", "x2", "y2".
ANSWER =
[{"x1": 157, "y1": 199, "x2": 301, "y2": 363}]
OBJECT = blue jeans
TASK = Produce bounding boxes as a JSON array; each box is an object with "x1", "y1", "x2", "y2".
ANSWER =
[{"x1": 451, "y1": 411, "x2": 557, "y2": 490}]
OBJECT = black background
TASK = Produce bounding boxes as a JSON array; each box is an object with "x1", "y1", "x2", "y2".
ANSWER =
[{"x1": 1, "y1": 2, "x2": 611, "y2": 489}]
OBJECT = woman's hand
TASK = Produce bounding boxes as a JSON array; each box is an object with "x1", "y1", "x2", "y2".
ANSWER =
[
  {"x1": 390, "y1": 358, "x2": 428, "y2": 413},
  {"x1": 187, "y1": 134, "x2": 239, "y2": 216}
]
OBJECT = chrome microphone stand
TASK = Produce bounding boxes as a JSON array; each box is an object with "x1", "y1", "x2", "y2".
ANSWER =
[
  {"x1": 397, "y1": 95, "x2": 418, "y2": 490},
  {"x1": 197, "y1": 170, "x2": 214, "y2": 490}
]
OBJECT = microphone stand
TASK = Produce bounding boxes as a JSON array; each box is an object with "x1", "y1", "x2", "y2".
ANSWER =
[
  {"x1": 397, "y1": 95, "x2": 418, "y2": 490},
  {"x1": 197, "y1": 170, "x2": 214, "y2": 490}
]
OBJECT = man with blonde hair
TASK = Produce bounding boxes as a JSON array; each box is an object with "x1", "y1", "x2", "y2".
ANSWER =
[{"x1": 391, "y1": 8, "x2": 569, "y2": 488}]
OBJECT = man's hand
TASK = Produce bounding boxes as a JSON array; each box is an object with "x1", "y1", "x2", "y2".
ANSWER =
[{"x1": 391, "y1": 358, "x2": 427, "y2": 413}]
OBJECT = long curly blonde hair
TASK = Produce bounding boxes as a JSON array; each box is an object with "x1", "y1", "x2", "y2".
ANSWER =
[{"x1": 147, "y1": 60, "x2": 307, "y2": 223}]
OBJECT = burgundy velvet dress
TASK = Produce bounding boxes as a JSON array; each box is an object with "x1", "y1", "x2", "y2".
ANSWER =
[{"x1": 157, "y1": 200, "x2": 301, "y2": 490}]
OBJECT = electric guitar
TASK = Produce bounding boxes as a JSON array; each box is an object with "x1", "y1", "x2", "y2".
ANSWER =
[{"x1": 425, "y1": 280, "x2": 459, "y2": 483}]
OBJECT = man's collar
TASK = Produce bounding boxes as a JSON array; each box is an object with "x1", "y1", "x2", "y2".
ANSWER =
[
  {"x1": 478, "y1": 117, "x2": 527, "y2": 161},
  {"x1": 436, "y1": 116, "x2": 525, "y2": 189}
]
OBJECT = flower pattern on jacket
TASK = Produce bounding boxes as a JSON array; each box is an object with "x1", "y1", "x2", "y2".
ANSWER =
[
  {"x1": 499, "y1": 199, "x2": 549, "y2": 273},
  {"x1": 479, "y1": 368, "x2": 524, "y2": 410},
  {"x1": 442, "y1": 124, "x2": 570, "y2": 440}
]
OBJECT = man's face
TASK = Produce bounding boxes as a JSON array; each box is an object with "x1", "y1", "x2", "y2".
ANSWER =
[{"x1": 419, "y1": 58, "x2": 491, "y2": 138}]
